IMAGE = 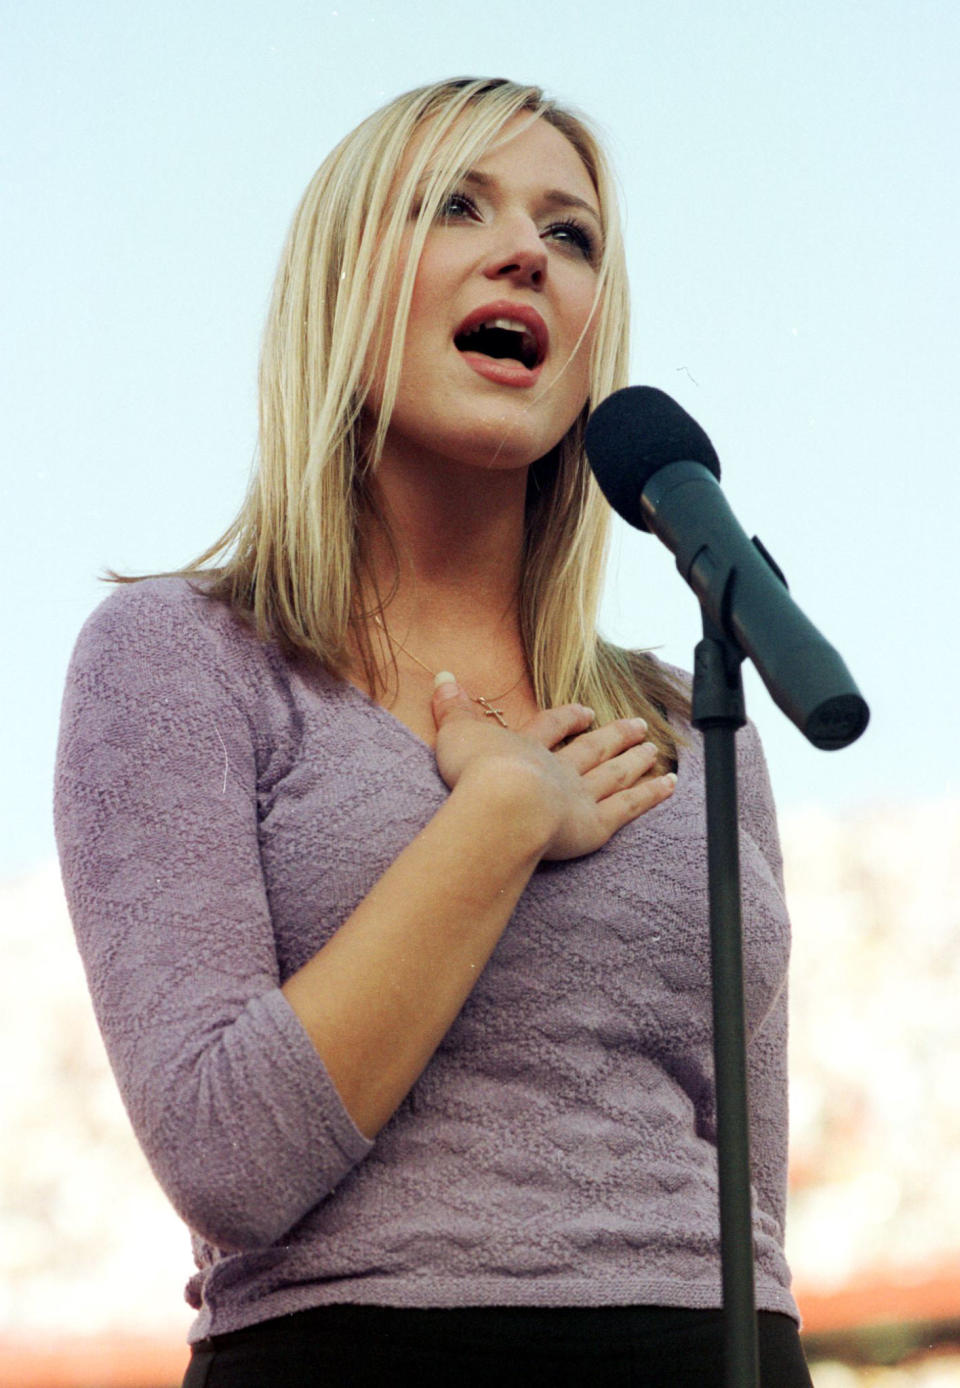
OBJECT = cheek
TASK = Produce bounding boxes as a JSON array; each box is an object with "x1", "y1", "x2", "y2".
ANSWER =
[
  {"x1": 565, "y1": 306, "x2": 597, "y2": 397},
  {"x1": 361, "y1": 243, "x2": 417, "y2": 414},
  {"x1": 404, "y1": 243, "x2": 455, "y2": 339},
  {"x1": 577, "y1": 280, "x2": 601, "y2": 345},
  {"x1": 573, "y1": 293, "x2": 602, "y2": 390},
  {"x1": 560, "y1": 268, "x2": 600, "y2": 346}
]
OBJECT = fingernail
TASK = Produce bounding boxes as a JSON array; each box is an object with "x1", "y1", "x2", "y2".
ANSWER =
[
  {"x1": 433, "y1": 670, "x2": 458, "y2": 693},
  {"x1": 663, "y1": 772, "x2": 678, "y2": 787}
]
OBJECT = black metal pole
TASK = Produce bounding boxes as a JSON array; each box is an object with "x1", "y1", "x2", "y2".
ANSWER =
[{"x1": 692, "y1": 620, "x2": 759, "y2": 1388}]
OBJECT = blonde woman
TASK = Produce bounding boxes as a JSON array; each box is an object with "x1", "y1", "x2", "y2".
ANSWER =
[{"x1": 55, "y1": 78, "x2": 812, "y2": 1387}]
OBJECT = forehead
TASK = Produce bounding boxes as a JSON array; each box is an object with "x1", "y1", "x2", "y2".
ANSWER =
[
  {"x1": 467, "y1": 114, "x2": 599, "y2": 208},
  {"x1": 402, "y1": 110, "x2": 599, "y2": 215}
]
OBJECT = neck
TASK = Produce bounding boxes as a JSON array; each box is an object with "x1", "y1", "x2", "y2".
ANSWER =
[{"x1": 361, "y1": 451, "x2": 530, "y2": 636}]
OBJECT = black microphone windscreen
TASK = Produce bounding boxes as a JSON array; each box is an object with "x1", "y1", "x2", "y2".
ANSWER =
[{"x1": 585, "y1": 386, "x2": 722, "y2": 530}]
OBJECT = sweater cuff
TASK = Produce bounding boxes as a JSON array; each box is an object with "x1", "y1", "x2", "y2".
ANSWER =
[{"x1": 263, "y1": 986, "x2": 375, "y2": 1176}]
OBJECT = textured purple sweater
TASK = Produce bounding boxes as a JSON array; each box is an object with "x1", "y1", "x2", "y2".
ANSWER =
[{"x1": 54, "y1": 578, "x2": 799, "y2": 1341}]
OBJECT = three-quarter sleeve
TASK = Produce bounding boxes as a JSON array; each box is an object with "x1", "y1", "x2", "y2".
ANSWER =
[{"x1": 54, "y1": 583, "x2": 372, "y2": 1252}]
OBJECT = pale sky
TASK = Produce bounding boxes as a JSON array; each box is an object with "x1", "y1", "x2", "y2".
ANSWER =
[{"x1": 2, "y1": 0, "x2": 957, "y2": 877}]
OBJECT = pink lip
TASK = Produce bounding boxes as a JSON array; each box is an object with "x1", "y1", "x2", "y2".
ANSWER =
[
  {"x1": 459, "y1": 353, "x2": 544, "y2": 388},
  {"x1": 453, "y1": 299, "x2": 549, "y2": 388}
]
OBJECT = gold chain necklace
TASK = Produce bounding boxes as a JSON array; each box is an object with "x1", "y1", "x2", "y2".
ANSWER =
[{"x1": 372, "y1": 614, "x2": 524, "y2": 729}]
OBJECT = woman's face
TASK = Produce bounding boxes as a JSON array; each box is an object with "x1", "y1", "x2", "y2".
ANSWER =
[{"x1": 368, "y1": 114, "x2": 603, "y2": 476}]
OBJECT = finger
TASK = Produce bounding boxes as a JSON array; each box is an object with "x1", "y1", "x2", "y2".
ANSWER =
[
  {"x1": 543, "y1": 770, "x2": 678, "y2": 862},
  {"x1": 556, "y1": 716, "x2": 651, "y2": 775},
  {"x1": 431, "y1": 673, "x2": 483, "y2": 728},
  {"x1": 582, "y1": 740, "x2": 660, "y2": 800},
  {"x1": 594, "y1": 771, "x2": 678, "y2": 836},
  {"x1": 521, "y1": 703, "x2": 595, "y2": 750}
]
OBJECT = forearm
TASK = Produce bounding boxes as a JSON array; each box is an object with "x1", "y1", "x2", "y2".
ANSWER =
[{"x1": 281, "y1": 760, "x2": 554, "y2": 1139}]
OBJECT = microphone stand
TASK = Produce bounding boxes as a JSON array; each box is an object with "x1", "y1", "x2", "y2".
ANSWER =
[{"x1": 691, "y1": 613, "x2": 759, "y2": 1388}]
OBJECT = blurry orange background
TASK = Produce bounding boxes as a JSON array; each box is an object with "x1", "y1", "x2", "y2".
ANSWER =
[{"x1": 3, "y1": 802, "x2": 958, "y2": 1385}]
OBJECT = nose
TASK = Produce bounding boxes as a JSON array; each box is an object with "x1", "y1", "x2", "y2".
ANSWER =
[{"x1": 483, "y1": 217, "x2": 547, "y2": 290}]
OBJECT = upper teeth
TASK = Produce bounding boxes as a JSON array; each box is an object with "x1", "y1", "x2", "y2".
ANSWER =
[
  {"x1": 485, "y1": 317, "x2": 531, "y2": 334},
  {"x1": 457, "y1": 317, "x2": 540, "y2": 364}
]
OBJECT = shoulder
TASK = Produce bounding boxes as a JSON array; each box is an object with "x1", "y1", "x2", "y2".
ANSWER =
[
  {"x1": 641, "y1": 650, "x2": 693, "y2": 698},
  {"x1": 72, "y1": 577, "x2": 274, "y2": 680},
  {"x1": 76, "y1": 576, "x2": 242, "y2": 648},
  {"x1": 638, "y1": 649, "x2": 776, "y2": 812},
  {"x1": 64, "y1": 578, "x2": 306, "y2": 742},
  {"x1": 601, "y1": 640, "x2": 693, "y2": 717},
  {"x1": 637, "y1": 648, "x2": 770, "y2": 765}
]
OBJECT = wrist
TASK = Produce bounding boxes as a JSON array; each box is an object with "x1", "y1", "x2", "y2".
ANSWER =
[{"x1": 451, "y1": 755, "x2": 558, "y2": 861}]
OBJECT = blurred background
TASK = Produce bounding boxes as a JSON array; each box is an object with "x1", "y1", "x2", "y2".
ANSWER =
[{"x1": 2, "y1": 1, "x2": 957, "y2": 1383}]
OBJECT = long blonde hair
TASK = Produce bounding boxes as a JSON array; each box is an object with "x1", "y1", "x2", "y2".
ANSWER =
[{"x1": 116, "y1": 77, "x2": 688, "y2": 750}]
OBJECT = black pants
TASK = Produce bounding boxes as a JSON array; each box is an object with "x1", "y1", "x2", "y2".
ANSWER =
[{"x1": 183, "y1": 1304, "x2": 813, "y2": 1387}]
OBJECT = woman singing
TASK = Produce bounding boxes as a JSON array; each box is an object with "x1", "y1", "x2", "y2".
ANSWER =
[{"x1": 54, "y1": 77, "x2": 812, "y2": 1386}]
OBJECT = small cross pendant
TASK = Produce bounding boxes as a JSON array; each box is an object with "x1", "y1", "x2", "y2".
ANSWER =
[{"x1": 477, "y1": 697, "x2": 508, "y2": 728}]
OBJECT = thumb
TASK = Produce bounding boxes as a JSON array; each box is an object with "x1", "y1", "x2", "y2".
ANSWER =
[{"x1": 431, "y1": 672, "x2": 477, "y2": 727}]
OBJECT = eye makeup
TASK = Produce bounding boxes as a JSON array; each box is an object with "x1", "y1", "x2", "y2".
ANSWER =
[{"x1": 429, "y1": 177, "x2": 602, "y2": 264}]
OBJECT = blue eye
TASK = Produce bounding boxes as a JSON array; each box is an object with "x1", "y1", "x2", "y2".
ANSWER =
[
  {"x1": 439, "y1": 191, "x2": 480, "y2": 221},
  {"x1": 546, "y1": 218, "x2": 597, "y2": 262}
]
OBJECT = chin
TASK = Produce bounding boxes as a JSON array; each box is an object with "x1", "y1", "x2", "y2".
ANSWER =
[
  {"x1": 461, "y1": 435, "x2": 555, "y2": 471},
  {"x1": 436, "y1": 406, "x2": 579, "y2": 472},
  {"x1": 375, "y1": 380, "x2": 586, "y2": 478},
  {"x1": 460, "y1": 439, "x2": 561, "y2": 475}
]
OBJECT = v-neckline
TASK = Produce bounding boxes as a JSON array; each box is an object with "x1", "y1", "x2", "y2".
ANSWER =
[{"x1": 338, "y1": 674, "x2": 439, "y2": 756}]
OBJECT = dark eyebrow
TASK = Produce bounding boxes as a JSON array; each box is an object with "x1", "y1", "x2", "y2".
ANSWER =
[
  {"x1": 541, "y1": 189, "x2": 602, "y2": 226},
  {"x1": 459, "y1": 169, "x2": 493, "y2": 189}
]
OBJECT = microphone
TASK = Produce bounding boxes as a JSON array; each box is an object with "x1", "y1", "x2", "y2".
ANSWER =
[{"x1": 585, "y1": 386, "x2": 869, "y2": 750}]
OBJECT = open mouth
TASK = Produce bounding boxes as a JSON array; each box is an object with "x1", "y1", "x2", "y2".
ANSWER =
[
  {"x1": 453, "y1": 306, "x2": 548, "y2": 372},
  {"x1": 455, "y1": 318, "x2": 542, "y2": 370}
]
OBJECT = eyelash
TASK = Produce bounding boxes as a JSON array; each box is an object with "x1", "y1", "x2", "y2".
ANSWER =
[
  {"x1": 437, "y1": 192, "x2": 599, "y2": 263},
  {"x1": 547, "y1": 217, "x2": 597, "y2": 261},
  {"x1": 439, "y1": 192, "x2": 480, "y2": 220}
]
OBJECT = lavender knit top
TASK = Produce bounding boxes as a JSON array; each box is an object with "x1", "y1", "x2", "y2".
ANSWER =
[{"x1": 54, "y1": 578, "x2": 799, "y2": 1342}]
